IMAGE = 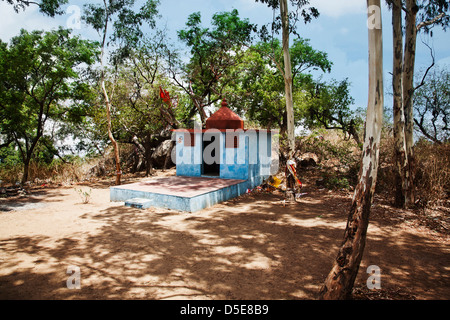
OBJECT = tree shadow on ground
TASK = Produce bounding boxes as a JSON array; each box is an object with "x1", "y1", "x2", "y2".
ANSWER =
[
  {"x1": 0, "y1": 190, "x2": 448, "y2": 300},
  {"x1": 0, "y1": 188, "x2": 70, "y2": 212}
]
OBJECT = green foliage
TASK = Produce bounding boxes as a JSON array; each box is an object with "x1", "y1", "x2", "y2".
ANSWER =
[
  {"x1": 289, "y1": 37, "x2": 332, "y2": 75},
  {"x1": 226, "y1": 46, "x2": 286, "y2": 129},
  {"x1": 82, "y1": 0, "x2": 160, "y2": 65},
  {"x1": 321, "y1": 172, "x2": 350, "y2": 190},
  {"x1": 225, "y1": 38, "x2": 332, "y2": 132},
  {"x1": 296, "y1": 130, "x2": 359, "y2": 167},
  {"x1": 4, "y1": 0, "x2": 68, "y2": 16},
  {"x1": 298, "y1": 78, "x2": 363, "y2": 145},
  {"x1": 417, "y1": 0, "x2": 450, "y2": 34},
  {"x1": 0, "y1": 28, "x2": 99, "y2": 182},
  {"x1": 255, "y1": 0, "x2": 319, "y2": 39},
  {"x1": 176, "y1": 9, "x2": 256, "y2": 123},
  {"x1": 86, "y1": 30, "x2": 182, "y2": 173},
  {"x1": 107, "y1": 62, "x2": 174, "y2": 139},
  {"x1": 31, "y1": 137, "x2": 56, "y2": 164},
  {"x1": 114, "y1": 33, "x2": 180, "y2": 132},
  {"x1": 0, "y1": 1, "x2": 364, "y2": 184},
  {"x1": 179, "y1": 9, "x2": 255, "y2": 60},
  {"x1": 0, "y1": 143, "x2": 21, "y2": 167},
  {"x1": 295, "y1": 130, "x2": 361, "y2": 190},
  {"x1": 75, "y1": 187, "x2": 92, "y2": 204}
]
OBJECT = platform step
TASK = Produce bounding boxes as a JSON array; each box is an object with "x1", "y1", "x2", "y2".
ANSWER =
[{"x1": 125, "y1": 198, "x2": 153, "y2": 209}]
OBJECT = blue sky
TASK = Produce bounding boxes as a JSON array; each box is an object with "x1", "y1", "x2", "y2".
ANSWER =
[{"x1": 1, "y1": 0, "x2": 449, "y2": 113}]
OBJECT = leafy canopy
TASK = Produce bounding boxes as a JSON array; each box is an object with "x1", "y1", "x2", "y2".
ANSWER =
[
  {"x1": 3, "y1": 0, "x2": 68, "y2": 16},
  {"x1": 255, "y1": 0, "x2": 319, "y2": 40},
  {"x1": 176, "y1": 9, "x2": 256, "y2": 122},
  {"x1": 225, "y1": 37, "x2": 332, "y2": 132},
  {"x1": 299, "y1": 78, "x2": 363, "y2": 145},
  {"x1": 83, "y1": 0, "x2": 160, "y2": 64},
  {"x1": 0, "y1": 28, "x2": 99, "y2": 181}
]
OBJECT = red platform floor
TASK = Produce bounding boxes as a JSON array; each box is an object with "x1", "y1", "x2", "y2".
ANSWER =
[{"x1": 115, "y1": 176, "x2": 246, "y2": 198}]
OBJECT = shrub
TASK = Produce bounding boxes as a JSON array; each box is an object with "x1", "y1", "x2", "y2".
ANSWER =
[
  {"x1": 374, "y1": 133, "x2": 449, "y2": 207},
  {"x1": 321, "y1": 172, "x2": 351, "y2": 190},
  {"x1": 294, "y1": 129, "x2": 361, "y2": 189},
  {"x1": 414, "y1": 140, "x2": 450, "y2": 207},
  {"x1": 75, "y1": 188, "x2": 92, "y2": 204},
  {"x1": 295, "y1": 129, "x2": 360, "y2": 167},
  {"x1": 0, "y1": 157, "x2": 93, "y2": 186}
]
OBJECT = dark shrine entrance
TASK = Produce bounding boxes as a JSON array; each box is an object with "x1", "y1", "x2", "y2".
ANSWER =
[
  {"x1": 201, "y1": 98, "x2": 244, "y2": 177},
  {"x1": 202, "y1": 132, "x2": 220, "y2": 176}
]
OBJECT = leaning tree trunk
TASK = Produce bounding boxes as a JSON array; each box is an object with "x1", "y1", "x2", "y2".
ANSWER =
[
  {"x1": 402, "y1": 0, "x2": 418, "y2": 205},
  {"x1": 392, "y1": 0, "x2": 409, "y2": 208},
  {"x1": 100, "y1": 14, "x2": 121, "y2": 186},
  {"x1": 319, "y1": 0, "x2": 384, "y2": 300},
  {"x1": 131, "y1": 136, "x2": 146, "y2": 173},
  {"x1": 280, "y1": 0, "x2": 296, "y2": 203},
  {"x1": 101, "y1": 79, "x2": 121, "y2": 185}
]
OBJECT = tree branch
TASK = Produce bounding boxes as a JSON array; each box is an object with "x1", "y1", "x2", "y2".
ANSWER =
[
  {"x1": 0, "y1": 139, "x2": 14, "y2": 149},
  {"x1": 414, "y1": 117, "x2": 441, "y2": 144},
  {"x1": 414, "y1": 40, "x2": 435, "y2": 92},
  {"x1": 416, "y1": 12, "x2": 446, "y2": 31}
]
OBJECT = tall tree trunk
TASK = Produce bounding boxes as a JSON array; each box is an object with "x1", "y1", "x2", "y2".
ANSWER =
[
  {"x1": 348, "y1": 119, "x2": 362, "y2": 146},
  {"x1": 280, "y1": 0, "x2": 295, "y2": 159},
  {"x1": 100, "y1": 8, "x2": 121, "y2": 185},
  {"x1": 145, "y1": 150, "x2": 153, "y2": 176},
  {"x1": 402, "y1": 0, "x2": 418, "y2": 205},
  {"x1": 101, "y1": 79, "x2": 121, "y2": 185},
  {"x1": 280, "y1": 0, "x2": 296, "y2": 203},
  {"x1": 22, "y1": 157, "x2": 30, "y2": 185},
  {"x1": 392, "y1": 0, "x2": 409, "y2": 208},
  {"x1": 319, "y1": 0, "x2": 384, "y2": 299},
  {"x1": 131, "y1": 136, "x2": 146, "y2": 173},
  {"x1": 20, "y1": 135, "x2": 41, "y2": 184}
]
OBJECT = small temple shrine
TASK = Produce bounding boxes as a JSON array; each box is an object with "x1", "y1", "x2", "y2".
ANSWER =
[{"x1": 110, "y1": 99, "x2": 277, "y2": 212}]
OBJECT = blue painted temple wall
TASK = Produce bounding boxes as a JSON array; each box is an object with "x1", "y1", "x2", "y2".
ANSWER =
[{"x1": 175, "y1": 130, "x2": 274, "y2": 189}]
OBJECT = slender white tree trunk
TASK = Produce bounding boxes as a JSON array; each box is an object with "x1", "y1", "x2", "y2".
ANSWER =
[
  {"x1": 319, "y1": 0, "x2": 384, "y2": 299},
  {"x1": 100, "y1": 8, "x2": 121, "y2": 185},
  {"x1": 101, "y1": 77, "x2": 122, "y2": 185}
]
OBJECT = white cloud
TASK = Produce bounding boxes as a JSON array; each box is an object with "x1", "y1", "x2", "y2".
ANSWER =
[{"x1": 309, "y1": 0, "x2": 366, "y2": 18}]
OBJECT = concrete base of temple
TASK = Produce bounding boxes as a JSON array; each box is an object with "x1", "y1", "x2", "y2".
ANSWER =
[{"x1": 110, "y1": 176, "x2": 253, "y2": 212}]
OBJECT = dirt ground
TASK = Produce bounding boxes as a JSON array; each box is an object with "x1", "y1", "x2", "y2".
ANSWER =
[{"x1": 0, "y1": 169, "x2": 449, "y2": 300}]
